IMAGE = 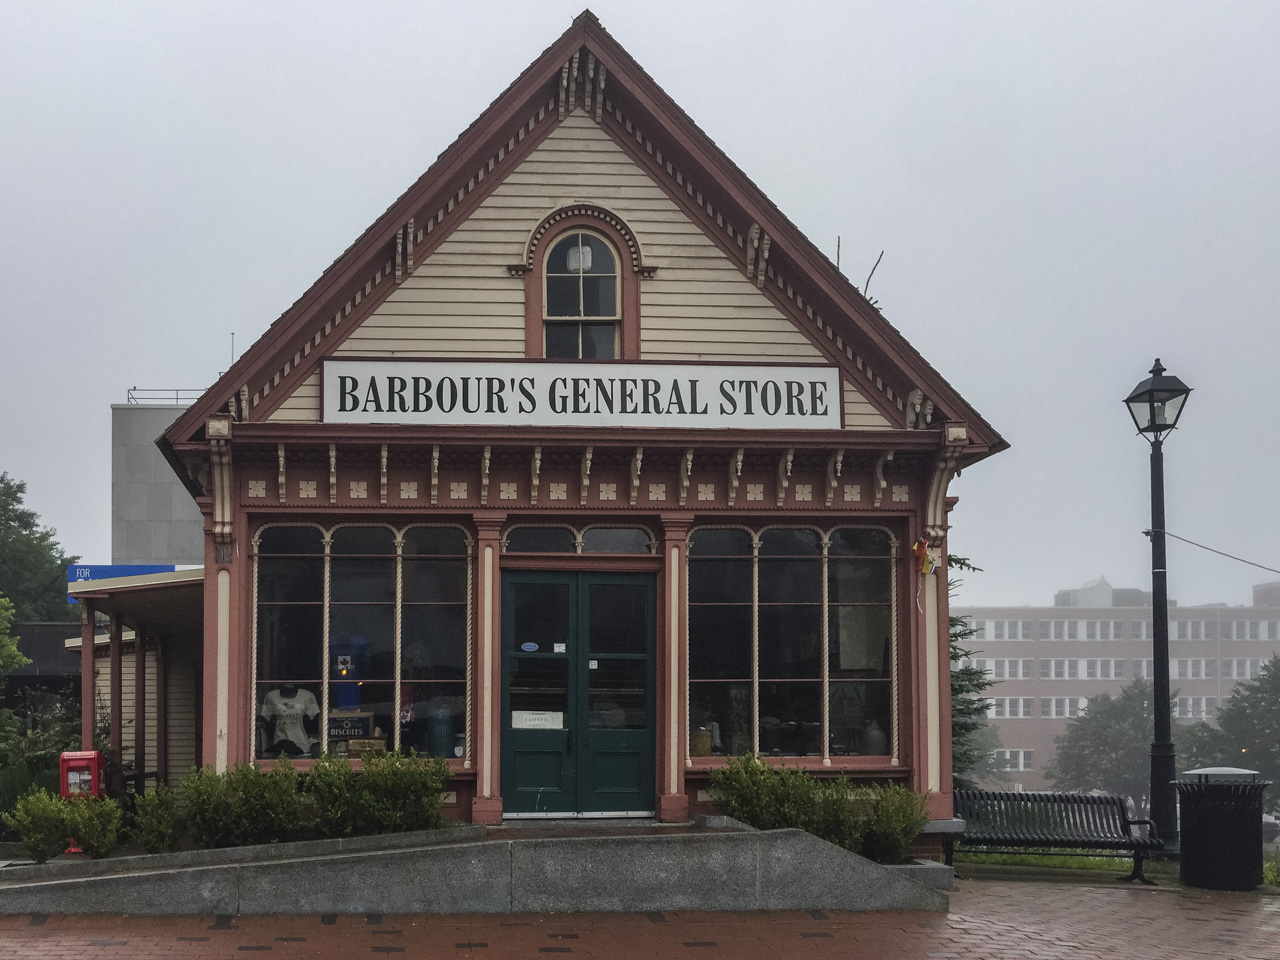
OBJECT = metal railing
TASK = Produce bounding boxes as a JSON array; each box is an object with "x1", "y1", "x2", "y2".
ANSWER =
[{"x1": 126, "y1": 387, "x2": 204, "y2": 405}]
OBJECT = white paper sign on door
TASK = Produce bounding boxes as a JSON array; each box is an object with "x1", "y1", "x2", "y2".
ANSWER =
[{"x1": 511, "y1": 710, "x2": 564, "y2": 730}]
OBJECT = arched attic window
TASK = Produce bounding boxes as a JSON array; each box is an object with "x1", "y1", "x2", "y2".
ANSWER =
[
  {"x1": 520, "y1": 205, "x2": 650, "y2": 359},
  {"x1": 544, "y1": 230, "x2": 620, "y2": 359}
]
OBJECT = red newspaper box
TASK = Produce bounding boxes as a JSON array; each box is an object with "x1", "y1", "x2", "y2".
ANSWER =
[{"x1": 60, "y1": 751, "x2": 103, "y2": 798}]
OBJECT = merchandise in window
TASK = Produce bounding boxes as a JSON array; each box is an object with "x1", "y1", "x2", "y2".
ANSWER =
[
  {"x1": 254, "y1": 524, "x2": 470, "y2": 761},
  {"x1": 687, "y1": 526, "x2": 894, "y2": 760}
]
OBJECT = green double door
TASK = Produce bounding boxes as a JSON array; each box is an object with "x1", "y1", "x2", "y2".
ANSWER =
[{"x1": 501, "y1": 571, "x2": 656, "y2": 816}]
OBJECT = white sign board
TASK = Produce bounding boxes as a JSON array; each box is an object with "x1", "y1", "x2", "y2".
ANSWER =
[
  {"x1": 511, "y1": 710, "x2": 564, "y2": 730},
  {"x1": 322, "y1": 361, "x2": 841, "y2": 430}
]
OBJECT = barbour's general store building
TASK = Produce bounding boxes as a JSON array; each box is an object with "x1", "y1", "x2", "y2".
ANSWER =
[{"x1": 72, "y1": 12, "x2": 1004, "y2": 825}]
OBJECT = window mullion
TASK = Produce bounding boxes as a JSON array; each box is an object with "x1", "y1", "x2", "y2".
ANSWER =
[
  {"x1": 249, "y1": 539, "x2": 260, "y2": 761},
  {"x1": 321, "y1": 532, "x2": 332, "y2": 756},
  {"x1": 821, "y1": 534, "x2": 830, "y2": 764},
  {"x1": 751, "y1": 533, "x2": 760, "y2": 755},
  {"x1": 393, "y1": 533, "x2": 404, "y2": 753}
]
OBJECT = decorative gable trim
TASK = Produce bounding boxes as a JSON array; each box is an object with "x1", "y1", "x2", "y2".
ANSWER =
[{"x1": 519, "y1": 203, "x2": 654, "y2": 277}]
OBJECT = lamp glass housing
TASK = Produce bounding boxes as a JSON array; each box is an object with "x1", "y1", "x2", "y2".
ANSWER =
[{"x1": 1124, "y1": 362, "x2": 1191, "y2": 437}]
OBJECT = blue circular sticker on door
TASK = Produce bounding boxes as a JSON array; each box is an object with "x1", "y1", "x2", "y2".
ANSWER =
[{"x1": 520, "y1": 642, "x2": 539, "y2": 652}]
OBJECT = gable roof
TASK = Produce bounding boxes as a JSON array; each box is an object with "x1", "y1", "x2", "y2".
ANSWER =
[{"x1": 162, "y1": 10, "x2": 1005, "y2": 471}]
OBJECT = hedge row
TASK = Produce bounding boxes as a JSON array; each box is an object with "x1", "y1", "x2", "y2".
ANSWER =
[{"x1": 1, "y1": 751, "x2": 452, "y2": 863}]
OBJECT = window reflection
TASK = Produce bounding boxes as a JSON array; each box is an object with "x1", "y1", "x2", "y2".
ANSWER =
[
  {"x1": 254, "y1": 524, "x2": 470, "y2": 761},
  {"x1": 687, "y1": 525, "x2": 895, "y2": 758}
]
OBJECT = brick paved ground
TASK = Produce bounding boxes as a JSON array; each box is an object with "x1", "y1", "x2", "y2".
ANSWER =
[{"x1": 0, "y1": 877, "x2": 1277, "y2": 959}]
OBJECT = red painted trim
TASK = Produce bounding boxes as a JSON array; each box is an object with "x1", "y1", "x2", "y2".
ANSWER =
[
  {"x1": 155, "y1": 639, "x2": 168, "y2": 785},
  {"x1": 109, "y1": 616, "x2": 123, "y2": 796},
  {"x1": 134, "y1": 631, "x2": 146, "y2": 792},
  {"x1": 164, "y1": 16, "x2": 1003, "y2": 464},
  {"x1": 80, "y1": 605, "x2": 96, "y2": 750}
]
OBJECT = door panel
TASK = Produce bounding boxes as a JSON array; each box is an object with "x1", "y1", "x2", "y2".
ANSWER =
[{"x1": 501, "y1": 571, "x2": 654, "y2": 815}]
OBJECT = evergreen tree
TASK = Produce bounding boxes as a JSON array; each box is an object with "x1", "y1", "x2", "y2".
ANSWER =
[
  {"x1": 1188, "y1": 655, "x2": 1280, "y2": 812},
  {"x1": 949, "y1": 557, "x2": 1002, "y2": 789}
]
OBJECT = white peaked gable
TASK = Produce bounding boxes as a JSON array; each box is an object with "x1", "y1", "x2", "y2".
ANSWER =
[{"x1": 267, "y1": 111, "x2": 889, "y2": 428}]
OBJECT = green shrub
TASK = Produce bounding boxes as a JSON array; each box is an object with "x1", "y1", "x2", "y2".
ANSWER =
[
  {"x1": 180, "y1": 765, "x2": 235, "y2": 848},
  {"x1": 65, "y1": 795, "x2": 122, "y2": 859},
  {"x1": 0, "y1": 764, "x2": 58, "y2": 842},
  {"x1": 360, "y1": 751, "x2": 451, "y2": 834},
  {"x1": 133, "y1": 784, "x2": 181, "y2": 854},
  {"x1": 859, "y1": 783, "x2": 930, "y2": 864},
  {"x1": 226, "y1": 759, "x2": 302, "y2": 845},
  {"x1": 1264, "y1": 854, "x2": 1280, "y2": 887},
  {"x1": 306, "y1": 753, "x2": 362, "y2": 839},
  {"x1": 709, "y1": 755, "x2": 929, "y2": 863},
  {"x1": 1, "y1": 787, "x2": 69, "y2": 863}
]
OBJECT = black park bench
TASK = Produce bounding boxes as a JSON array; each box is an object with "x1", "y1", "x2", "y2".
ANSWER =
[{"x1": 948, "y1": 789, "x2": 1164, "y2": 885}]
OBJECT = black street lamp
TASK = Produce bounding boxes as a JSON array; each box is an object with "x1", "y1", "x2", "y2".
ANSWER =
[{"x1": 1124, "y1": 358, "x2": 1192, "y2": 850}]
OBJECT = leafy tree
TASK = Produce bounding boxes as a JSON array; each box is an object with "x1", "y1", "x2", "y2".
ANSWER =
[
  {"x1": 949, "y1": 557, "x2": 1003, "y2": 789},
  {"x1": 0, "y1": 473, "x2": 79, "y2": 622},
  {"x1": 1183, "y1": 656, "x2": 1280, "y2": 813},
  {"x1": 0, "y1": 595, "x2": 29, "y2": 674},
  {"x1": 1044, "y1": 678, "x2": 1175, "y2": 808}
]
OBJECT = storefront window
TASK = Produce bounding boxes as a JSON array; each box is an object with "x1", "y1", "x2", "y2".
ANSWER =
[
  {"x1": 687, "y1": 526, "x2": 895, "y2": 760},
  {"x1": 254, "y1": 524, "x2": 470, "y2": 761}
]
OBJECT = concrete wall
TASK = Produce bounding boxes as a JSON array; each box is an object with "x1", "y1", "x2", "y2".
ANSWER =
[{"x1": 111, "y1": 404, "x2": 204, "y2": 565}]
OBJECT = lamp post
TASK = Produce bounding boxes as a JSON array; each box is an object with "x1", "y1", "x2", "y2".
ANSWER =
[{"x1": 1124, "y1": 358, "x2": 1192, "y2": 850}]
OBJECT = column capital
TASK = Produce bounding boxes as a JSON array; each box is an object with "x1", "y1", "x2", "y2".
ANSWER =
[
  {"x1": 660, "y1": 512, "x2": 695, "y2": 542},
  {"x1": 473, "y1": 511, "x2": 507, "y2": 536}
]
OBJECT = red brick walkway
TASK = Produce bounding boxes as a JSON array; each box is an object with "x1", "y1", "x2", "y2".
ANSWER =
[{"x1": 0, "y1": 878, "x2": 1277, "y2": 959}]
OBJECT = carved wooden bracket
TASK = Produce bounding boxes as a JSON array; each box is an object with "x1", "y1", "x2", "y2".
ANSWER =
[
  {"x1": 209, "y1": 433, "x2": 233, "y2": 546},
  {"x1": 380, "y1": 444, "x2": 389, "y2": 505},
  {"x1": 277, "y1": 444, "x2": 286, "y2": 503},
  {"x1": 580, "y1": 446, "x2": 593, "y2": 506},
  {"x1": 727, "y1": 448, "x2": 744, "y2": 506},
  {"x1": 328, "y1": 444, "x2": 338, "y2": 504},
  {"x1": 678, "y1": 449, "x2": 694, "y2": 507},
  {"x1": 430, "y1": 445, "x2": 440, "y2": 506},
  {"x1": 776, "y1": 449, "x2": 793, "y2": 507},
  {"x1": 629, "y1": 447, "x2": 643, "y2": 506},
  {"x1": 873, "y1": 450, "x2": 895, "y2": 508},
  {"x1": 530, "y1": 445, "x2": 542, "y2": 506},
  {"x1": 480, "y1": 445, "x2": 491, "y2": 506},
  {"x1": 825, "y1": 449, "x2": 844, "y2": 508}
]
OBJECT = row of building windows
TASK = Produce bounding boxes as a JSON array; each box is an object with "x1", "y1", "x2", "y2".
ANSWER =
[
  {"x1": 987, "y1": 695, "x2": 1221, "y2": 720},
  {"x1": 995, "y1": 749, "x2": 1035, "y2": 772},
  {"x1": 960, "y1": 657, "x2": 1275, "y2": 682},
  {"x1": 972, "y1": 619, "x2": 1280, "y2": 642}
]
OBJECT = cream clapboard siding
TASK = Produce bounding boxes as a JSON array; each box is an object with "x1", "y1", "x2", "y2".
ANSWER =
[
  {"x1": 267, "y1": 109, "x2": 884, "y2": 427},
  {"x1": 92, "y1": 647, "x2": 159, "y2": 779},
  {"x1": 844, "y1": 381, "x2": 893, "y2": 429},
  {"x1": 269, "y1": 371, "x2": 320, "y2": 421},
  {"x1": 165, "y1": 647, "x2": 198, "y2": 783}
]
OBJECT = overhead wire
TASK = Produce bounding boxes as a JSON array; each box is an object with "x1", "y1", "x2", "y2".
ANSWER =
[{"x1": 1144, "y1": 529, "x2": 1280, "y2": 577}]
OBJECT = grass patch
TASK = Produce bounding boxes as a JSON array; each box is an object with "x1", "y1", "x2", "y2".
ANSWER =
[{"x1": 955, "y1": 848, "x2": 1136, "y2": 871}]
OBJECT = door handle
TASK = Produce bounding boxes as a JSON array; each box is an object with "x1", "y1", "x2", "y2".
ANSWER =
[{"x1": 566, "y1": 729, "x2": 573, "y2": 755}]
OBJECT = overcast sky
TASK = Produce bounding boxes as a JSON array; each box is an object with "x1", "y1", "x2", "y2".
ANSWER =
[{"x1": 2, "y1": 1, "x2": 1277, "y2": 609}]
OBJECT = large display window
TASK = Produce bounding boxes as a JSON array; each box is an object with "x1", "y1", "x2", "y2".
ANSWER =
[
  {"x1": 687, "y1": 525, "x2": 896, "y2": 760},
  {"x1": 253, "y1": 523, "x2": 471, "y2": 761}
]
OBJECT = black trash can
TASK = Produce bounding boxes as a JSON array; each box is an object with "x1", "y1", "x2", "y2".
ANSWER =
[{"x1": 1175, "y1": 767, "x2": 1271, "y2": 891}]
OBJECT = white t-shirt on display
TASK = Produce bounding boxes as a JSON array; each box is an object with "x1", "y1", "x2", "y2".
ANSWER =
[{"x1": 259, "y1": 687, "x2": 320, "y2": 753}]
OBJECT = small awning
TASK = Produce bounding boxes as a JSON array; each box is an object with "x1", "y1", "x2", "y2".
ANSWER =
[{"x1": 68, "y1": 568, "x2": 205, "y2": 644}]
